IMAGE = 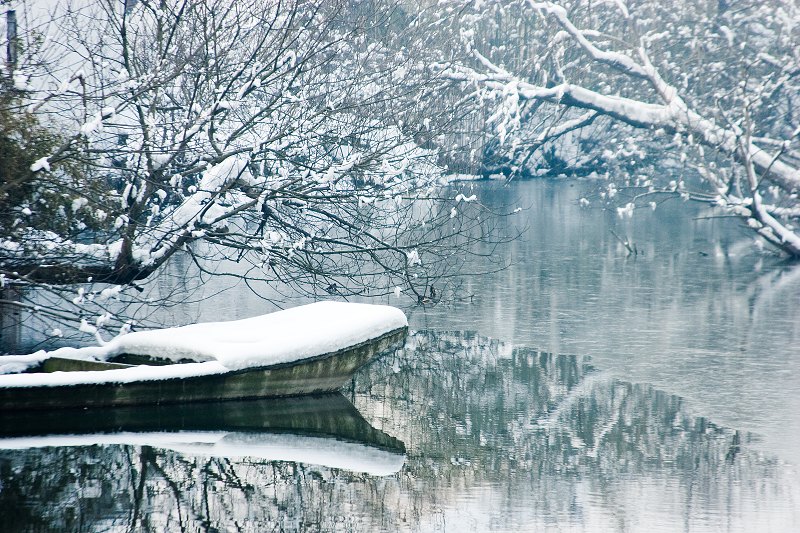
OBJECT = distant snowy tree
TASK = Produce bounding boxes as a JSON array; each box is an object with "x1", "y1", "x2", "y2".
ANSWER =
[
  {"x1": 440, "y1": 0, "x2": 800, "y2": 257},
  {"x1": 0, "y1": 0, "x2": 507, "y2": 345}
]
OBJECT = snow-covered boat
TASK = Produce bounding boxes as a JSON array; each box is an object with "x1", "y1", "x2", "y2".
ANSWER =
[
  {"x1": 0, "y1": 301, "x2": 407, "y2": 410},
  {"x1": 0, "y1": 394, "x2": 406, "y2": 476}
]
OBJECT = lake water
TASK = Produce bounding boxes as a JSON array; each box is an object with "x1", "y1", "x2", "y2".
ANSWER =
[{"x1": 1, "y1": 179, "x2": 799, "y2": 532}]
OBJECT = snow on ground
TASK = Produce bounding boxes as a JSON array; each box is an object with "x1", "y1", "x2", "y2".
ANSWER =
[
  {"x1": 0, "y1": 301, "x2": 407, "y2": 387},
  {"x1": 0, "y1": 431, "x2": 406, "y2": 476}
]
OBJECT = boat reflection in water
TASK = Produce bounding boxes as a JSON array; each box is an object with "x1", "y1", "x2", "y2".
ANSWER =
[{"x1": 0, "y1": 394, "x2": 406, "y2": 477}]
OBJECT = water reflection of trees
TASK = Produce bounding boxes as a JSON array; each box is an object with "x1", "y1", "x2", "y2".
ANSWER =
[
  {"x1": 416, "y1": 181, "x2": 800, "y2": 460},
  {"x1": 1, "y1": 331, "x2": 794, "y2": 532},
  {"x1": 352, "y1": 331, "x2": 793, "y2": 531}
]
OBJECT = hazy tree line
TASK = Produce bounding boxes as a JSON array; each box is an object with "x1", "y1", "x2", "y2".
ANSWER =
[{"x1": 1, "y1": 0, "x2": 798, "y2": 344}]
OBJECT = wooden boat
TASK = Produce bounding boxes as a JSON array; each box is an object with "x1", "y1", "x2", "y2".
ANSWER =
[
  {"x1": 0, "y1": 394, "x2": 406, "y2": 475},
  {"x1": 0, "y1": 301, "x2": 407, "y2": 410}
]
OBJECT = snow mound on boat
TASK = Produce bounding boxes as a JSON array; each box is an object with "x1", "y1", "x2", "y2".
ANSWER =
[{"x1": 112, "y1": 300, "x2": 407, "y2": 369}]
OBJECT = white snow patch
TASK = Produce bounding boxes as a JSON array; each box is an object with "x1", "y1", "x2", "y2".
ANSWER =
[
  {"x1": 617, "y1": 203, "x2": 635, "y2": 218},
  {"x1": 80, "y1": 112, "x2": 104, "y2": 134},
  {"x1": 30, "y1": 157, "x2": 50, "y2": 172},
  {"x1": 151, "y1": 152, "x2": 171, "y2": 169},
  {"x1": 71, "y1": 197, "x2": 88, "y2": 213},
  {"x1": 98, "y1": 286, "x2": 123, "y2": 301},
  {"x1": 719, "y1": 25, "x2": 735, "y2": 47},
  {"x1": 455, "y1": 193, "x2": 477, "y2": 203}
]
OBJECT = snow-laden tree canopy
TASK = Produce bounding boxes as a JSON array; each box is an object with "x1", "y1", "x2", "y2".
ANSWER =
[
  {"x1": 1, "y1": 0, "x2": 508, "y2": 341},
  {"x1": 435, "y1": 0, "x2": 800, "y2": 256},
  {"x1": 3, "y1": 0, "x2": 800, "y2": 347}
]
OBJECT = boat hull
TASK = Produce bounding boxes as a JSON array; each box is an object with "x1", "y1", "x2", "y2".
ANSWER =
[{"x1": 0, "y1": 327, "x2": 406, "y2": 410}]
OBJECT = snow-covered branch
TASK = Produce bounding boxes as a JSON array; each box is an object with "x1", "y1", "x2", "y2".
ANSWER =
[
  {"x1": 0, "y1": 0, "x2": 512, "y2": 342},
  {"x1": 442, "y1": 0, "x2": 800, "y2": 257}
]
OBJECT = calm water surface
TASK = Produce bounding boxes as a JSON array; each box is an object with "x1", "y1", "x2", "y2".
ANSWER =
[{"x1": 1, "y1": 180, "x2": 799, "y2": 532}]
